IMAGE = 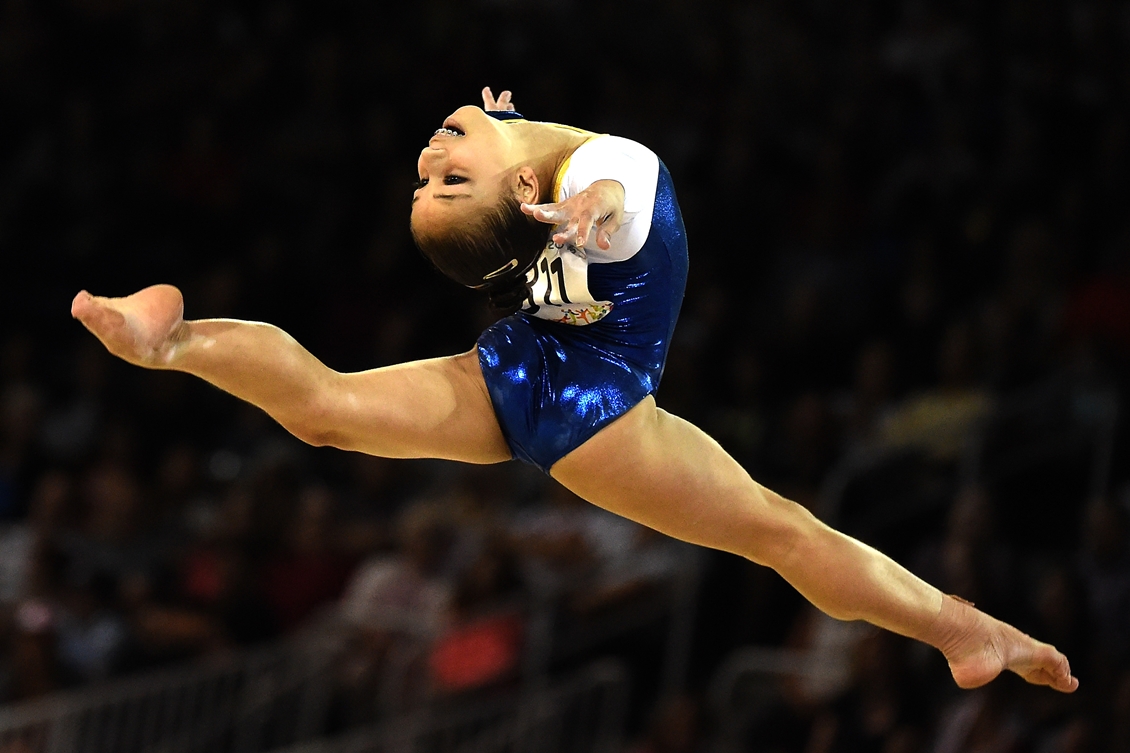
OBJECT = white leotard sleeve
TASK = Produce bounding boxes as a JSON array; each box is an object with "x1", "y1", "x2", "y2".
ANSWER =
[{"x1": 555, "y1": 136, "x2": 660, "y2": 263}]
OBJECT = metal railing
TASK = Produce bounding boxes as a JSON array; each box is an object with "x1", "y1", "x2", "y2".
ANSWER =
[
  {"x1": 0, "y1": 627, "x2": 346, "y2": 753},
  {"x1": 267, "y1": 660, "x2": 629, "y2": 753},
  {"x1": 707, "y1": 646, "x2": 843, "y2": 753},
  {"x1": 0, "y1": 540, "x2": 689, "y2": 753},
  {"x1": 523, "y1": 544, "x2": 703, "y2": 697}
]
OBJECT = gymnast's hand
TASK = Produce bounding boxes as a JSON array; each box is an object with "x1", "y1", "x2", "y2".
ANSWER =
[
  {"x1": 71, "y1": 285, "x2": 187, "y2": 368},
  {"x1": 521, "y1": 180, "x2": 626, "y2": 252},
  {"x1": 482, "y1": 87, "x2": 515, "y2": 112}
]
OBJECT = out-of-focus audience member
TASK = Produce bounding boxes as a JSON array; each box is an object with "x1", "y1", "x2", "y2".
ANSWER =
[
  {"x1": 878, "y1": 322, "x2": 991, "y2": 462},
  {"x1": 510, "y1": 483, "x2": 684, "y2": 615},
  {"x1": 336, "y1": 500, "x2": 456, "y2": 717},
  {"x1": 628, "y1": 695, "x2": 704, "y2": 753},
  {"x1": 429, "y1": 535, "x2": 525, "y2": 695},
  {"x1": 262, "y1": 484, "x2": 354, "y2": 630}
]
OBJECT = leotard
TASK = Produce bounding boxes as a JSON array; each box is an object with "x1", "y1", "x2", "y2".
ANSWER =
[{"x1": 477, "y1": 114, "x2": 688, "y2": 472}]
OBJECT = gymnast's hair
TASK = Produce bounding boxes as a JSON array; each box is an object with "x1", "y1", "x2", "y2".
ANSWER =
[{"x1": 412, "y1": 193, "x2": 547, "y2": 314}]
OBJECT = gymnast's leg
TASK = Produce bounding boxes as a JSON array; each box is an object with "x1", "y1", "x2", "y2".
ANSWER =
[
  {"x1": 550, "y1": 396, "x2": 1078, "y2": 693},
  {"x1": 71, "y1": 285, "x2": 511, "y2": 464}
]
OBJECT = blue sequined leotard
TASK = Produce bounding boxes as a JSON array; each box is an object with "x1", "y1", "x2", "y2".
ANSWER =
[{"x1": 476, "y1": 113, "x2": 688, "y2": 472}]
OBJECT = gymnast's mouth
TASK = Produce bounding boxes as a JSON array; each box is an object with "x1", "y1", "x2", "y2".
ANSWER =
[{"x1": 434, "y1": 119, "x2": 465, "y2": 137}]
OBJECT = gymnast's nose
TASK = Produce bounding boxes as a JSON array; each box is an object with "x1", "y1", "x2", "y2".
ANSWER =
[{"x1": 418, "y1": 146, "x2": 445, "y2": 175}]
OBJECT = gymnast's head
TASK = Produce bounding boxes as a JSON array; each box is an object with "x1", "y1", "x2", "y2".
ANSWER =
[{"x1": 410, "y1": 106, "x2": 547, "y2": 296}]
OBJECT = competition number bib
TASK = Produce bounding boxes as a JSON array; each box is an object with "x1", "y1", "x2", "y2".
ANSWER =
[{"x1": 521, "y1": 242, "x2": 613, "y2": 326}]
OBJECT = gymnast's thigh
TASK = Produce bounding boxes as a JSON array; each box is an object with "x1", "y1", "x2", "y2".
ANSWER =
[
  {"x1": 327, "y1": 348, "x2": 511, "y2": 465},
  {"x1": 549, "y1": 396, "x2": 805, "y2": 562}
]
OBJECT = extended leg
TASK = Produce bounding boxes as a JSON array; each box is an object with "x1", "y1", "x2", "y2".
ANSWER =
[
  {"x1": 550, "y1": 397, "x2": 1077, "y2": 693},
  {"x1": 71, "y1": 285, "x2": 510, "y2": 464}
]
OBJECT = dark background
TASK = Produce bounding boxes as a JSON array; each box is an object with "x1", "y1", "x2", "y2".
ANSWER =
[{"x1": 2, "y1": 0, "x2": 1129, "y2": 750}]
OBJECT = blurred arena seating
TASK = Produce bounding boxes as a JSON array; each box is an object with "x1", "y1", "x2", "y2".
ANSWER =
[{"x1": 2, "y1": 0, "x2": 1129, "y2": 749}]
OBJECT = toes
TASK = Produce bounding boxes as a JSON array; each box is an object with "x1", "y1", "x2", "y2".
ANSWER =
[
  {"x1": 1020, "y1": 645, "x2": 1077, "y2": 693},
  {"x1": 1034, "y1": 644, "x2": 1072, "y2": 680},
  {"x1": 71, "y1": 290, "x2": 92, "y2": 319},
  {"x1": 77, "y1": 297, "x2": 126, "y2": 338}
]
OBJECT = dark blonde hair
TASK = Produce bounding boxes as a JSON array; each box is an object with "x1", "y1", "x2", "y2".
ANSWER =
[{"x1": 411, "y1": 193, "x2": 547, "y2": 313}]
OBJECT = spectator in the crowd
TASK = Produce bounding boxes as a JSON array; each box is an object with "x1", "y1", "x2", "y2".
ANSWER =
[
  {"x1": 833, "y1": 340, "x2": 899, "y2": 459},
  {"x1": 58, "y1": 462, "x2": 167, "y2": 600},
  {"x1": 53, "y1": 570, "x2": 128, "y2": 685},
  {"x1": 509, "y1": 483, "x2": 684, "y2": 616},
  {"x1": 1, "y1": 600, "x2": 57, "y2": 702},
  {"x1": 37, "y1": 342, "x2": 109, "y2": 464},
  {"x1": 261, "y1": 483, "x2": 355, "y2": 630},
  {"x1": 628, "y1": 695, "x2": 704, "y2": 753},
  {"x1": 0, "y1": 471, "x2": 71, "y2": 608},
  {"x1": 429, "y1": 534, "x2": 525, "y2": 695},
  {"x1": 879, "y1": 321, "x2": 991, "y2": 462},
  {"x1": 339, "y1": 500, "x2": 455, "y2": 637},
  {"x1": 336, "y1": 500, "x2": 456, "y2": 718}
]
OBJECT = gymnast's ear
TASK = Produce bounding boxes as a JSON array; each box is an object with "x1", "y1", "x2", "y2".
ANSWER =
[{"x1": 512, "y1": 166, "x2": 540, "y2": 204}]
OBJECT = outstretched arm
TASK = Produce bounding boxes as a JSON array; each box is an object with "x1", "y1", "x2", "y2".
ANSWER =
[{"x1": 71, "y1": 286, "x2": 509, "y2": 463}]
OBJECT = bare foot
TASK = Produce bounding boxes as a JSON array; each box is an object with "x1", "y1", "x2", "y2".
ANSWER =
[
  {"x1": 933, "y1": 595, "x2": 1078, "y2": 693},
  {"x1": 71, "y1": 285, "x2": 186, "y2": 368}
]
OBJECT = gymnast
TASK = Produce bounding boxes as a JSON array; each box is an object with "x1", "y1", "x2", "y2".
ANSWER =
[{"x1": 71, "y1": 87, "x2": 1077, "y2": 693}]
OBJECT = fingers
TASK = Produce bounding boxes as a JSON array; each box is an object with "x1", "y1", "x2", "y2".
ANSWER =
[
  {"x1": 521, "y1": 201, "x2": 583, "y2": 245},
  {"x1": 573, "y1": 214, "x2": 595, "y2": 249},
  {"x1": 521, "y1": 202, "x2": 567, "y2": 225},
  {"x1": 482, "y1": 87, "x2": 515, "y2": 111},
  {"x1": 549, "y1": 213, "x2": 593, "y2": 248},
  {"x1": 595, "y1": 214, "x2": 621, "y2": 250},
  {"x1": 596, "y1": 228, "x2": 611, "y2": 251},
  {"x1": 522, "y1": 203, "x2": 620, "y2": 251}
]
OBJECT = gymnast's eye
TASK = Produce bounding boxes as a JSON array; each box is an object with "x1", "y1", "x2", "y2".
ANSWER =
[
  {"x1": 444, "y1": 175, "x2": 467, "y2": 185},
  {"x1": 413, "y1": 178, "x2": 429, "y2": 189}
]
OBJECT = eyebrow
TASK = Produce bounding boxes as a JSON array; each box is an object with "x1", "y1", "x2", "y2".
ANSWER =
[{"x1": 411, "y1": 192, "x2": 472, "y2": 205}]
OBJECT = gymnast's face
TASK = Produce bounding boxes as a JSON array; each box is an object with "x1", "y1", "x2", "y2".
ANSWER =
[{"x1": 411, "y1": 106, "x2": 522, "y2": 233}]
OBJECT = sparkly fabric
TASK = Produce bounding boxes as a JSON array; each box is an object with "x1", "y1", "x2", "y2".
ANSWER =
[{"x1": 477, "y1": 162, "x2": 687, "y2": 472}]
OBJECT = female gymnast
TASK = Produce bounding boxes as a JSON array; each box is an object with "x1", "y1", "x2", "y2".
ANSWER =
[{"x1": 71, "y1": 87, "x2": 1077, "y2": 694}]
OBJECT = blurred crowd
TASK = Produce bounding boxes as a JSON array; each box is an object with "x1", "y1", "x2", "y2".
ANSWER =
[{"x1": 2, "y1": 0, "x2": 1130, "y2": 750}]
